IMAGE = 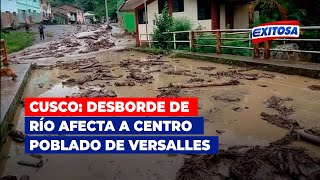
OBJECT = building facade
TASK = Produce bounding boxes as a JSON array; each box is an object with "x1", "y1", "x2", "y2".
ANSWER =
[
  {"x1": 16, "y1": 0, "x2": 41, "y2": 23},
  {"x1": 119, "y1": 0, "x2": 251, "y2": 46},
  {"x1": 40, "y1": 0, "x2": 52, "y2": 21},
  {"x1": 59, "y1": 5, "x2": 84, "y2": 24},
  {"x1": 117, "y1": 0, "x2": 136, "y2": 33},
  {"x1": 1, "y1": 0, "x2": 18, "y2": 27}
]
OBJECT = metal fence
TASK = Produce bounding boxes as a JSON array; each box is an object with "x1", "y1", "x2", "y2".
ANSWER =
[{"x1": 139, "y1": 26, "x2": 320, "y2": 59}]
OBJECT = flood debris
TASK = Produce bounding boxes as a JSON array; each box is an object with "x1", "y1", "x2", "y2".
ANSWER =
[
  {"x1": 55, "y1": 57, "x2": 97, "y2": 70},
  {"x1": 61, "y1": 38, "x2": 81, "y2": 47},
  {"x1": 127, "y1": 69, "x2": 153, "y2": 83},
  {"x1": 197, "y1": 67, "x2": 216, "y2": 71},
  {"x1": 216, "y1": 130, "x2": 225, "y2": 134},
  {"x1": 77, "y1": 34, "x2": 99, "y2": 40},
  {"x1": 157, "y1": 87, "x2": 181, "y2": 97},
  {"x1": 187, "y1": 78, "x2": 205, "y2": 83},
  {"x1": 17, "y1": 154, "x2": 46, "y2": 168},
  {"x1": 8, "y1": 130, "x2": 25, "y2": 143},
  {"x1": 260, "y1": 112, "x2": 299, "y2": 130},
  {"x1": 265, "y1": 96, "x2": 294, "y2": 116},
  {"x1": 209, "y1": 69, "x2": 275, "y2": 80},
  {"x1": 164, "y1": 69, "x2": 196, "y2": 77},
  {"x1": 169, "y1": 80, "x2": 240, "y2": 89},
  {"x1": 213, "y1": 94, "x2": 241, "y2": 102},
  {"x1": 69, "y1": 89, "x2": 117, "y2": 98},
  {"x1": 0, "y1": 175, "x2": 30, "y2": 180},
  {"x1": 294, "y1": 129, "x2": 320, "y2": 146},
  {"x1": 87, "y1": 38, "x2": 115, "y2": 51},
  {"x1": 114, "y1": 81, "x2": 135, "y2": 86},
  {"x1": 177, "y1": 144, "x2": 320, "y2": 180},
  {"x1": 308, "y1": 85, "x2": 320, "y2": 91}
]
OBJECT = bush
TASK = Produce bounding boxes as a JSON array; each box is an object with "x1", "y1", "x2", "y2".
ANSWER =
[
  {"x1": 193, "y1": 33, "x2": 252, "y2": 57},
  {"x1": 169, "y1": 17, "x2": 192, "y2": 50},
  {"x1": 152, "y1": 3, "x2": 173, "y2": 49},
  {"x1": 194, "y1": 33, "x2": 217, "y2": 53},
  {"x1": 0, "y1": 31, "x2": 35, "y2": 53},
  {"x1": 222, "y1": 34, "x2": 252, "y2": 57}
]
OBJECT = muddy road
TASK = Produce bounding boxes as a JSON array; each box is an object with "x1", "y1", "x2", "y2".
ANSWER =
[
  {"x1": 1, "y1": 25, "x2": 320, "y2": 180},
  {"x1": 1, "y1": 49, "x2": 320, "y2": 179}
]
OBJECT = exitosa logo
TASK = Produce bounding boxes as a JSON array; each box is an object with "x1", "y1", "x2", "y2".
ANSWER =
[{"x1": 252, "y1": 20, "x2": 300, "y2": 44}]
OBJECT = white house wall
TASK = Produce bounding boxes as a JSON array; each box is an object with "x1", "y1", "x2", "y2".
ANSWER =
[
  {"x1": 233, "y1": 4, "x2": 249, "y2": 29},
  {"x1": 172, "y1": 0, "x2": 211, "y2": 30},
  {"x1": 138, "y1": 0, "x2": 248, "y2": 40},
  {"x1": 139, "y1": 0, "x2": 212, "y2": 40}
]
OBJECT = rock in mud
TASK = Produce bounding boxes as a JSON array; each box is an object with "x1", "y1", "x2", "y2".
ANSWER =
[
  {"x1": 258, "y1": 84, "x2": 269, "y2": 88},
  {"x1": 38, "y1": 83, "x2": 45, "y2": 88},
  {"x1": 57, "y1": 74, "x2": 70, "y2": 79},
  {"x1": 232, "y1": 106, "x2": 245, "y2": 112},
  {"x1": 260, "y1": 112, "x2": 299, "y2": 130},
  {"x1": 209, "y1": 69, "x2": 274, "y2": 80},
  {"x1": 216, "y1": 130, "x2": 225, "y2": 134},
  {"x1": 308, "y1": 85, "x2": 320, "y2": 91}
]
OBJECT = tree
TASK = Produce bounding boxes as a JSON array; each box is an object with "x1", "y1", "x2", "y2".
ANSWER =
[{"x1": 152, "y1": 3, "x2": 173, "y2": 49}]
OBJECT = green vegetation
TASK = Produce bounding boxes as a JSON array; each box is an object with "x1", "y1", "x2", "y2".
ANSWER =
[
  {"x1": 52, "y1": 0, "x2": 118, "y2": 21},
  {"x1": 152, "y1": 3, "x2": 173, "y2": 49},
  {"x1": 0, "y1": 31, "x2": 35, "y2": 54},
  {"x1": 194, "y1": 34, "x2": 252, "y2": 57},
  {"x1": 252, "y1": 0, "x2": 320, "y2": 62},
  {"x1": 45, "y1": 31, "x2": 54, "y2": 37}
]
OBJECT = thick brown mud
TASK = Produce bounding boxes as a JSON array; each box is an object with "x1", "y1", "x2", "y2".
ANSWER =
[{"x1": 1, "y1": 48, "x2": 320, "y2": 180}]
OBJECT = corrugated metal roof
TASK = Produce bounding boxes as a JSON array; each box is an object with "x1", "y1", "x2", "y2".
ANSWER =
[{"x1": 119, "y1": 0, "x2": 142, "y2": 12}]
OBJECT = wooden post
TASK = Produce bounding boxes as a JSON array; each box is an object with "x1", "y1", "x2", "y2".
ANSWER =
[
  {"x1": 264, "y1": 41, "x2": 271, "y2": 59},
  {"x1": 173, "y1": 33, "x2": 176, "y2": 50},
  {"x1": 134, "y1": 9, "x2": 140, "y2": 47},
  {"x1": 216, "y1": 31, "x2": 221, "y2": 54},
  {"x1": 189, "y1": 31, "x2": 194, "y2": 50},
  {"x1": 253, "y1": 43, "x2": 260, "y2": 58},
  {"x1": 1, "y1": 39, "x2": 9, "y2": 66}
]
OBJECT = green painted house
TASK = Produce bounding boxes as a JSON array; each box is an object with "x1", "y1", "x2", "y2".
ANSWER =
[
  {"x1": 16, "y1": 0, "x2": 41, "y2": 23},
  {"x1": 117, "y1": 0, "x2": 136, "y2": 33}
]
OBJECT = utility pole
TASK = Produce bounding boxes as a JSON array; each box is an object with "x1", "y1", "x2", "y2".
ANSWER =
[
  {"x1": 144, "y1": 0, "x2": 149, "y2": 46},
  {"x1": 105, "y1": 0, "x2": 109, "y2": 24}
]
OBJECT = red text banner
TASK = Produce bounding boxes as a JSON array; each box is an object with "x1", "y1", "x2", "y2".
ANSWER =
[{"x1": 25, "y1": 98, "x2": 198, "y2": 117}]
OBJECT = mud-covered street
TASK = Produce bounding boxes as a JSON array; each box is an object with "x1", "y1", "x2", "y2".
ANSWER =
[{"x1": 1, "y1": 24, "x2": 320, "y2": 180}]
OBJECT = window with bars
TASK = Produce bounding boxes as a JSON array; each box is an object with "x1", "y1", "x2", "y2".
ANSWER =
[
  {"x1": 197, "y1": 0, "x2": 211, "y2": 20},
  {"x1": 138, "y1": 8, "x2": 147, "y2": 24},
  {"x1": 158, "y1": 0, "x2": 166, "y2": 14},
  {"x1": 173, "y1": 0, "x2": 184, "y2": 12}
]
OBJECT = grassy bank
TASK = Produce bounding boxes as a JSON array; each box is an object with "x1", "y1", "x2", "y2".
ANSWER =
[{"x1": 1, "y1": 31, "x2": 35, "y2": 53}]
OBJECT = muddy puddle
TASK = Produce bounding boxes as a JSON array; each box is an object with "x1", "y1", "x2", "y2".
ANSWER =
[{"x1": 1, "y1": 50, "x2": 320, "y2": 180}]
